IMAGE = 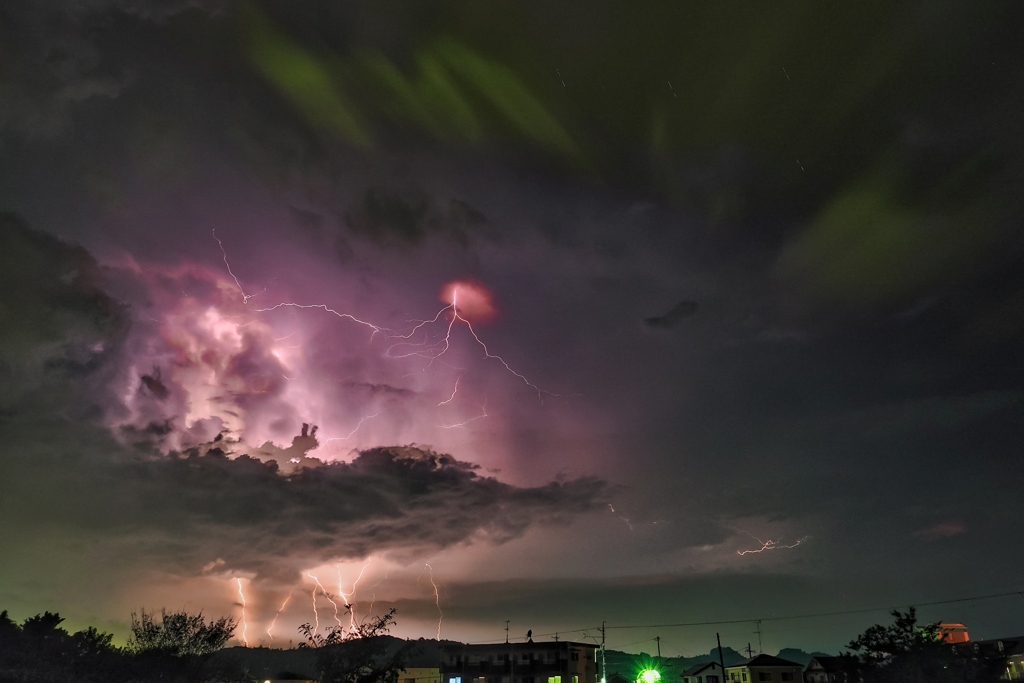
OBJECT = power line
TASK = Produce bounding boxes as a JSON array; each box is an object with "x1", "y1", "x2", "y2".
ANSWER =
[{"x1": 529, "y1": 588, "x2": 1024, "y2": 638}]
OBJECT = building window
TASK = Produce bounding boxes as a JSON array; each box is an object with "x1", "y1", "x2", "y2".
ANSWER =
[
  {"x1": 572, "y1": 652, "x2": 580, "y2": 662},
  {"x1": 742, "y1": 674, "x2": 747, "y2": 682},
  {"x1": 707, "y1": 677, "x2": 719, "y2": 683},
  {"x1": 548, "y1": 677, "x2": 561, "y2": 683},
  {"x1": 572, "y1": 677, "x2": 578, "y2": 683},
  {"x1": 758, "y1": 674, "x2": 772, "y2": 682},
  {"x1": 406, "y1": 679, "x2": 415, "y2": 683},
  {"x1": 451, "y1": 677, "x2": 462, "y2": 683},
  {"x1": 781, "y1": 675, "x2": 794, "y2": 682}
]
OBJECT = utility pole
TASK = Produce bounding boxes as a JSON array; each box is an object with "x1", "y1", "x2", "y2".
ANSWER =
[
  {"x1": 506, "y1": 621, "x2": 510, "y2": 644},
  {"x1": 745, "y1": 644, "x2": 754, "y2": 658},
  {"x1": 655, "y1": 636, "x2": 661, "y2": 661},
  {"x1": 755, "y1": 621, "x2": 762, "y2": 655},
  {"x1": 716, "y1": 633, "x2": 726, "y2": 680},
  {"x1": 601, "y1": 622, "x2": 607, "y2": 683}
]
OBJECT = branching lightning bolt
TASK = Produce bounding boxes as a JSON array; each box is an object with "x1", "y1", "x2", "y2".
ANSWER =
[
  {"x1": 213, "y1": 228, "x2": 265, "y2": 304},
  {"x1": 737, "y1": 535, "x2": 809, "y2": 555},
  {"x1": 387, "y1": 288, "x2": 553, "y2": 399},
  {"x1": 235, "y1": 578, "x2": 249, "y2": 647},
  {"x1": 338, "y1": 563, "x2": 369, "y2": 631},
  {"x1": 307, "y1": 573, "x2": 343, "y2": 628},
  {"x1": 212, "y1": 235, "x2": 557, "y2": 401},
  {"x1": 425, "y1": 563, "x2": 442, "y2": 640}
]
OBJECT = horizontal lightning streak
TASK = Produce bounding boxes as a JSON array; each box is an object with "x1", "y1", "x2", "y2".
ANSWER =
[
  {"x1": 254, "y1": 302, "x2": 382, "y2": 335},
  {"x1": 737, "y1": 536, "x2": 809, "y2": 555},
  {"x1": 440, "y1": 401, "x2": 488, "y2": 429},
  {"x1": 322, "y1": 411, "x2": 381, "y2": 445}
]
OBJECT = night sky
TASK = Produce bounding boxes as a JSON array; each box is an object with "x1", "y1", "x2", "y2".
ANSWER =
[{"x1": 2, "y1": 0, "x2": 1023, "y2": 656}]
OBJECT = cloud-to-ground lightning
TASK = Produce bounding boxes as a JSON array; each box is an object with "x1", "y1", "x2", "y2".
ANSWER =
[
  {"x1": 267, "y1": 586, "x2": 296, "y2": 642},
  {"x1": 737, "y1": 535, "x2": 809, "y2": 555},
  {"x1": 235, "y1": 578, "x2": 249, "y2": 646},
  {"x1": 338, "y1": 563, "x2": 369, "y2": 631},
  {"x1": 307, "y1": 573, "x2": 343, "y2": 628},
  {"x1": 425, "y1": 563, "x2": 443, "y2": 640}
]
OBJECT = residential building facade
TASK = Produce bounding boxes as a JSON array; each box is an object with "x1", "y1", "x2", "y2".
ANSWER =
[
  {"x1": 440, "y1": 641, "x2": 598, "y2": 683},
  {"x1": 681, "y1": 661, "x2": 724, "y2": 683},
  {"x1": 952, "y1": 636, "x2": 1024, "y2": 681},
  {"x1": 803, "y1": 656, "x2": 853, "y2": 683},
  {"x1": 726, "y1": 655, "x2": 803, "y2": 683}
]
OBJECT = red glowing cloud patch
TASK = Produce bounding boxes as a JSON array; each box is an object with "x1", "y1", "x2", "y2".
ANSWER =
[{"x1": 441, "y1": 280, "x2": 496, "y2": 322}]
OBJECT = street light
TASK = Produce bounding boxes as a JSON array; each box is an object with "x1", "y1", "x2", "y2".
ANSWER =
[{"x1": 638, "y1": 669, "x2": 661, "y2": 683}]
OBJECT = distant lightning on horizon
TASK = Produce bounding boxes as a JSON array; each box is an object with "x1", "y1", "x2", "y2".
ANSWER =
[{"x1": 737, "y1": 535, "x2": 809, "y2": 555}]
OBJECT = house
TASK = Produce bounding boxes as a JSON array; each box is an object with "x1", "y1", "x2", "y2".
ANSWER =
[
  {"x1": 803, "y1": 656, "x2": 854, "y2": 683},
  {"x1": 951, "y1": 636, "x2": 1024, "y2": 680},
  {"x1": 725, "y1": 655, "x2": 803, "y2": 683},
  {"x1": 398, "y1": 668, "x2": 442, "y2": 683},
  {"x1": 440, "y1": 641, "x2": 598, "y2": 683},
  {"x1": 681, "y1": 661, "x2": 724, "y2": 683}
]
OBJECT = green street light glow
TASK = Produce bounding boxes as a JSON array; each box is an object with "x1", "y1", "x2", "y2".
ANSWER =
[{"x1": 638, "y1": 670, "x2": 661, "y2": 683}]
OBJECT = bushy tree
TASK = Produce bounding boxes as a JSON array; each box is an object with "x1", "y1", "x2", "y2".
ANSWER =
[
  {"x1": 128, "y1": 608, "x2": 236, "y2": 657},
  {"x1": 847, "y1": 608, "x2": 1005, "y2": 683},
  {"x1": 299, "y1": 608, "x2": 411, "y2": 683}
]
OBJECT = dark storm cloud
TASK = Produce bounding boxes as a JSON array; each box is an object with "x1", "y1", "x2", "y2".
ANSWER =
[
  {"x1": 644, "y1": 300, "x2": 698, "y2": 330},
  {"x1": 0, "y1": 212, "x2": 126, "y2": 412},
  {"x1": 0, "y1": 422, "x2": 608, "y2": 582},
  {"x1": 0, "y1": 0, "x2": 224, "y2": 138}
]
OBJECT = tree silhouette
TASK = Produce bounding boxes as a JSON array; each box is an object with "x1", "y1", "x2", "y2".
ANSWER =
[
  {"x1": 0, "y1": 610, "x2": 119, "y2": 683},
  {"x1": 846, "y1": 608, "x2": 1005, "y2": 683},
  {"x1": 299, "y1": 607, "x2": 412, "y2": 683}
]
